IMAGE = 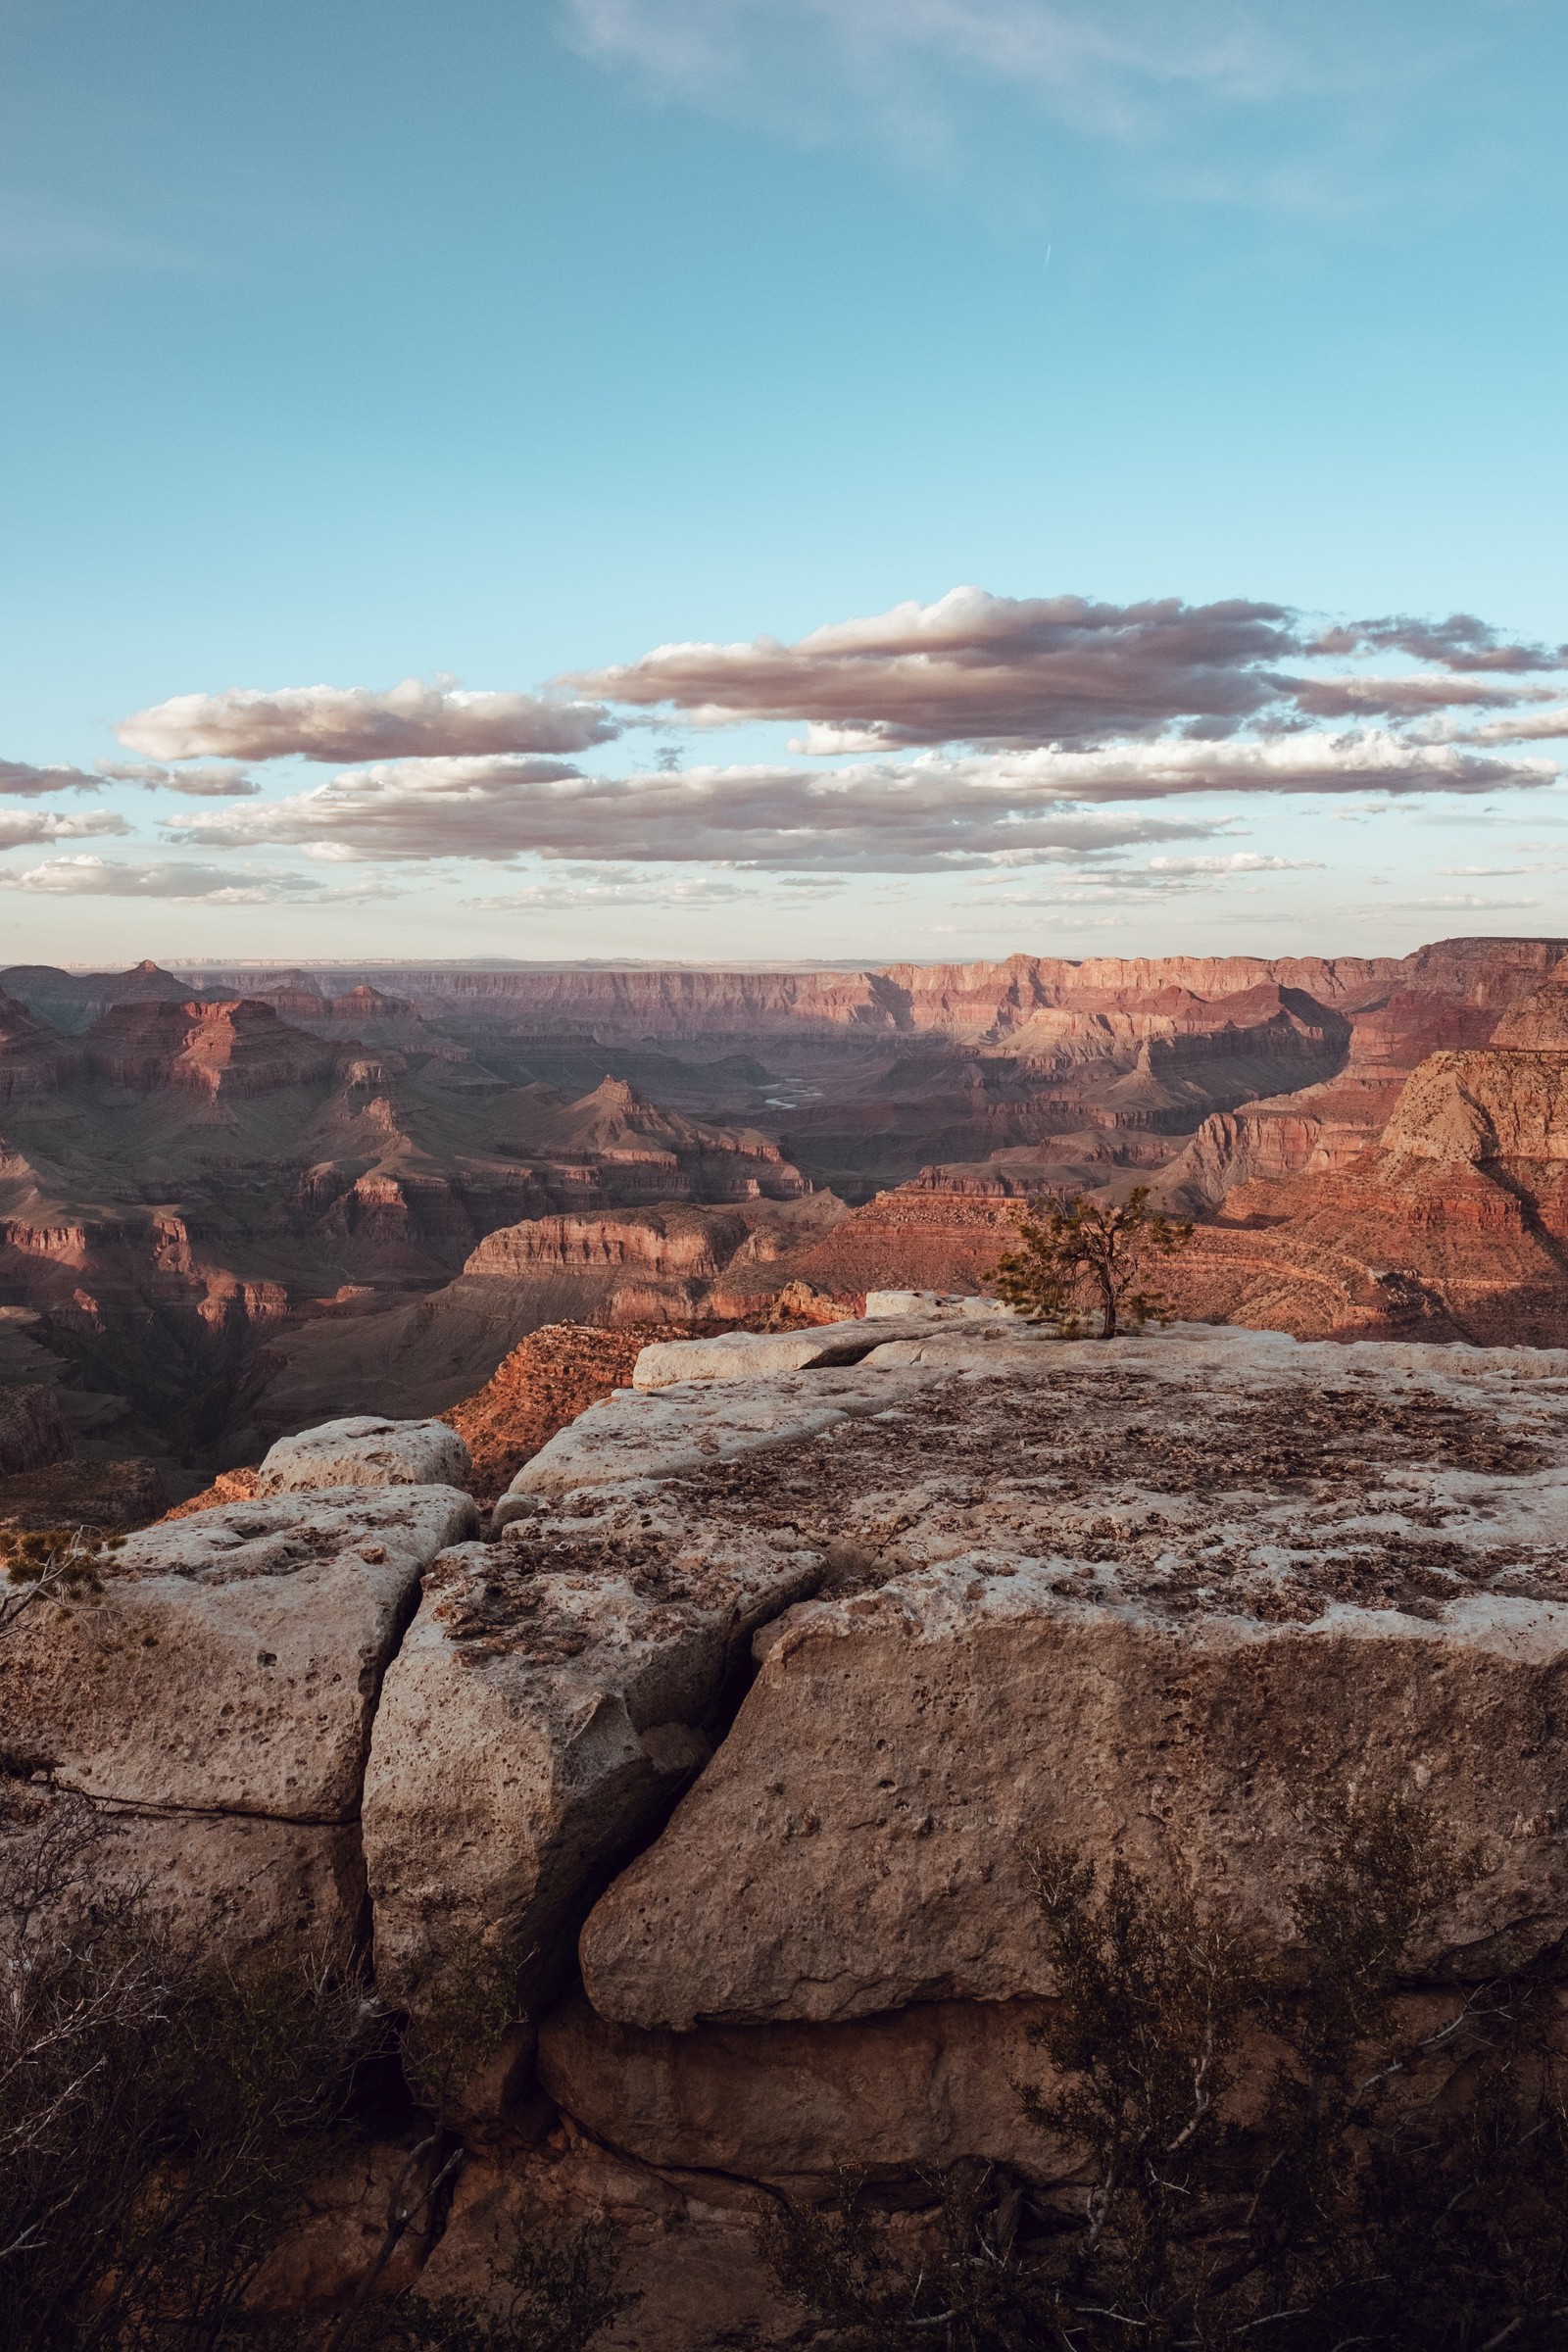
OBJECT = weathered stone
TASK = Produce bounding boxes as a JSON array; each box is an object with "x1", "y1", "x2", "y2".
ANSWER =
[
  {"x1": 492, "y1": 1361, "x2": 936, "y2": 1522},
  {"x1": 361, "y1": 1496, "x2": 824, "y2": 2015},
  {"x1": 257, "y1": 1414, "x2": 471, "y2": 1494},
  {"x1": 538, "y1": 1987, "x2": 1069, "y2": 2183},
  {"x1": 0, "y1": 1485, "x2": 475, "y2": 1819},
  {"x1": 3, "y1": 1789, "x2": 366, "y2": 1967},
  {"x1": 577, "y1": 1326, "x2": 1568, "y2": 2026},
  {"x1": 631, "y1": 1327, "x2": 873, "y2": 1389}
]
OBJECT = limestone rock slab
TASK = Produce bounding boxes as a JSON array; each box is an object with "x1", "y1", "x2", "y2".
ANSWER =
[
  {"x1": 576, "y1": 1330, "x2": 1568, "y2": 2025},
  {"x1": 361, "y1": 1494, "x2": 825, "y2": 2013},
  {"x1": 0, "y1": 1484, "x2": 475, "y2": 1819},
  {"x1": 492, "y1": 1363, "x2": 931, "y2": 1522},
  {"x1": 257, "y1": 1414, "x2": 470, "y2": 1494}
]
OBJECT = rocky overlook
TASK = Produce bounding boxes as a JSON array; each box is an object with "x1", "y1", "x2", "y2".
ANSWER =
[{"x1": 10, "y1": 1302, "x2": 1568, "y2": 2344}]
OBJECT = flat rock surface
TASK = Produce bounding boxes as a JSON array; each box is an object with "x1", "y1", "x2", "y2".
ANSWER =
[
  {"x1": 0, "y1": 1484, "x2": 475, "y2": 1819},
  {"x1": 257, "y1": 1414, "x2": 471, "y2": 1494},
  {"x1": 575, "y1": 1325, "x2": 1568, "y2": 2025},
  {"x1": 495, "y1": 1358, "x2": 957, "y2": 1517}
]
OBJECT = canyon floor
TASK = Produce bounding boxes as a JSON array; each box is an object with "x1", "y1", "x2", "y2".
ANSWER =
[{"x1": 4, "y1": 933, "x2": 1568, "y2": 1523}]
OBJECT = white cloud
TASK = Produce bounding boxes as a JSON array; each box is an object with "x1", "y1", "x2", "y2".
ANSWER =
[
  {"x1": 568, "y1": 585, "x2": 1565, "y2": 754},
  {"x1": 97, "y1": 760, "x2": 263, "y2": 799},
  {"x1": 117, "y1": 678, "x2": 619, "y2": 764},
  {"x1": 0, "y1": 856, "x2": 394, "y2": 904},
  {"x1": 166, "y1": 752, "x2": 1233, "y2": 869},
  {"x1": 160, "y1": 724, "x2": 1551, "y2": 875},
  {"x1": 0, "y1": 810, "x2": 131, "y2": 851},
  {"x1": 0, "y1": 759, "x2": 104, "y2": 798}
]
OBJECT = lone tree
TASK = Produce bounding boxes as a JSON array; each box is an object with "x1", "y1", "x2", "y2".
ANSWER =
[{"x1": 989, "y1": 1185, "x2": 1193, "y2": 1339}]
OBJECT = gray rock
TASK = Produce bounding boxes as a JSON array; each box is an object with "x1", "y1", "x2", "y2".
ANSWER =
[
  {"x1": 257, "y1": 1414, "x2": 470, "y2": 1495},
  {"x1": 361, "y1": 1494, "x2": 824, "y2": 2017},
  {"x1": 0, "y1": 1484, "x2": 475, "y2": 1820}
]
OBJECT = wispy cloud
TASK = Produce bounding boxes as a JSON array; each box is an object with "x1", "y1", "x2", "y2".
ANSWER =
[
  {"x1": 560, "y1": 0, "x2": 1502, "y2": 217},
  {"x1": 165, "y1": 753, "x2": 1234, "y2": 869},
  {"x1": 0, "y1": 811, "x2": 131, "y2": 851},
  {"x1": 118, "y1": 678, "x2": 619, "y2": 764},
  {"x1": 0, "y1": 759, "x2": 106, "y2": 799},
  {"x1": 0, "y1": 856, "x2": 397, "y2": 904},
  {"x1": 98, "y1": 760, "x2": 263, "y2": 799}
]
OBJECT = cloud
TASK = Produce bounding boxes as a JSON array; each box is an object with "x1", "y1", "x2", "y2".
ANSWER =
[
  {"x1": 0, "y1": 811, "x2": 131, "y2": 851},
  {"x1": 1383, "y1": 893, "x2": 1546, "y2": 911},
  {"x1": 98, "y1": 760, "x2": 263, "y2": 799},
  {"x1": 1442, "y1": 708, "x2": 1568, "y2": 746},
  {"x1": 1144, "y1": 852, "x2": 1323, "y2": 873},
  {"x1": 466, "y1": 871, "x2": 765, "y2": 911},
  {"x1": 162, "y1": 722, "x2": 1553, "y2": 874},
  {"x1": 166, "y1": 752, "x2": 1236, "y2": 869},
  {"x1": 566, "y1": 586, "x2": 1306, "y2": 748},
  {"x1": 568, "y1": 587, "x2": 1565, "y2": 751},
  {"x1": 117, "y1": 678, "x2": 619, "y2": 764},
  {"x1": 0, "y1": 856, "x2": 394, "y2": 904},
  {"x1": 1289, "y1": 675, "x2": 1561, "y2": 719},
  {"x1": 1315, "y1": 612, "x2": 1563, "y2": 673},
  {"x1": 0, "y1": 759, "x2": 104, "y2": 798},
  {"x1": 564, "y1": 2, "x2": 1384, "y2": 133}
]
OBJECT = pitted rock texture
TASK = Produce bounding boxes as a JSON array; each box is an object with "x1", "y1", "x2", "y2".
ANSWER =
[
  {"x1": 361, "y1": 1492, "x2": 826, "y2": 2010},
  {"x1": 573, "y1": 1323, "x2": 1568, "y2": 2026},
  {"x1": 0, "y1": 1483, "x2": 475, "y2": 1819},
  {"x1": 492, "y1": 1359, "x2": 936, "y2": 1520},
  {"x1": 256, "y1": 1413, "x2": 471, "y2": 1494}
]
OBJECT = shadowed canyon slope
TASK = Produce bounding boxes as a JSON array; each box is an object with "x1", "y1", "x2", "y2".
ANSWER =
[{"x1": 3, "y1": 934, "x2": 1568, "y2": 1494}]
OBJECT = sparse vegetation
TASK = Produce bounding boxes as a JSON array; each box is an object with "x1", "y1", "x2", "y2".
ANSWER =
[
  {"x1": 0, "y1": 1795, "x2": 625, "y2": 2350},
  {"x1": 0, "y1": 1525, "x2": 121, "y2": 1642},
  {"x1": 988, "y1": 1187, "x2": 1194, "y2": 1339},
  {"x1": 760, "y1": 1794, "x2": 1568, "y2": 2349}
]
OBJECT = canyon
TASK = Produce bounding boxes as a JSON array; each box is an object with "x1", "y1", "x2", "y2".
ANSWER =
[{"x1": 3, "y1": 934, "x2": 1568, "y2": 1517}]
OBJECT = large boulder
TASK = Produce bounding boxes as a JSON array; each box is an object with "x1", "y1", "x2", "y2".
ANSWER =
[
  {"x1": 0, "y1": 1485, "x2": 476, "y2": 1818},
  {"x1": 576, "y1": 1326, "x2": 1568, "y2": 2027},
  {"x1": 0, "y1": 1484, "x2": 474, "y2": 1957},
  {"x1": 257, "y1": 1414, "x2": 471, "y2": 1495},
  {"x1": 491, "y1": 1360, "x2": 933, "y2": 1523},
  {"x1": 361, "y1": 1490, "x2": 826, "y2": 2014}
]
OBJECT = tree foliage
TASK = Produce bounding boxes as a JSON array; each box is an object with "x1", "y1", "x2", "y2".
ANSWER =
[{"x1": 988, "y1": 1188, "x2": 1194, "y2": 1339}]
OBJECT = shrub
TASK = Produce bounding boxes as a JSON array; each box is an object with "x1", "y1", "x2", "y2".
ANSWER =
[{"x1": 760, "y1": 1795, "x2": 1568, "y2": 2349}]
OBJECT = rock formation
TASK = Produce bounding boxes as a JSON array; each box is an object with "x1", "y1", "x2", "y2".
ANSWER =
[{"x1": 18, "y1": 1309, "x2": 1568, "y2": 2343}]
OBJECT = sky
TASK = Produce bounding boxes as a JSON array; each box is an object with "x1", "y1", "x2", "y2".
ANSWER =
[{"x1": 1, "y1": 0, "x2": 1565, "y2": 970}]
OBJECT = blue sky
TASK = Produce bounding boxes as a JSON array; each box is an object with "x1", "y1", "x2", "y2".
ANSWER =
[{"x1": 1, "y1": 0, "x2": 1565, "y2": 967}]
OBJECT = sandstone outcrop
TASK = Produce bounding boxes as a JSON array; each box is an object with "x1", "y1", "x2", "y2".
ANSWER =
[
  {"x1": 14, "y1": 1314, "x2": 1568, "y2": 2347},
  {"x1": 361, "y1": 1496, "x2": 826, "y2": 2011}
]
